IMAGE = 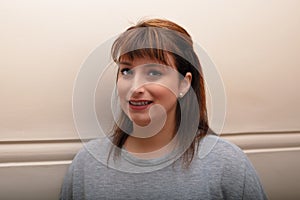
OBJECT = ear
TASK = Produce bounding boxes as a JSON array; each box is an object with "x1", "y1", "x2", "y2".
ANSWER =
[{"x1": 179, "y1": 72, "x2": 192, "y2": 97}]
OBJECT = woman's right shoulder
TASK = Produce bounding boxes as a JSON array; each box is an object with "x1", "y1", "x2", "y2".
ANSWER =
[{"x1": 72, "y1": 137, "x2": 112, "y2": 164}]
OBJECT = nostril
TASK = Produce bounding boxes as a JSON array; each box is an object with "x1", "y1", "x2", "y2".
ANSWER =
[
  {"x1": 128, "y1": 86, "x2": 146, "y2": 99},
  {"x1": 132, "y1": 86, "x2": 145, "y2": 94}
]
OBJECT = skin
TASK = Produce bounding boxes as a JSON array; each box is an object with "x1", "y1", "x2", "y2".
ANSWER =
[{"x1": 117, "y1": 55, "x2": 192, "y2": 156}]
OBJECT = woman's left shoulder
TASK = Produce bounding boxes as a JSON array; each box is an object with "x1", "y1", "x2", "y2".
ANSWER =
[
  {"x1": 198, "y1": 134, "x2": 247, "y2": 162},
  {"x1": 197, "y1": 134, "x2": 258, "y2": 183},
  {"x1": 197, "y1": 134, "x2": 268, "y2": 199}
]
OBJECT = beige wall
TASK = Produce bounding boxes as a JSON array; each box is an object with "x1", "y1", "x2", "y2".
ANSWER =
[{"x1": 1, "y1": 0, "x2": 300, "y2": 199}]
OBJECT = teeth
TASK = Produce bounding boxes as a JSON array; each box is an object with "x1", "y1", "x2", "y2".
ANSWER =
[{"x1": 130, "y1": 101, "x2": 151, "y2": 106}]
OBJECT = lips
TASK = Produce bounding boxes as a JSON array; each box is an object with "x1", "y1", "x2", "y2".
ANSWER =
[{"x1": 128, "y1": 100, "x2": 153, "y2": 110}]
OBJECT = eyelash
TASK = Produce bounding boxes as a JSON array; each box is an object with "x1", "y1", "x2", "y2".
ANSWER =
[
  {"x1": 148, "y1": 70, "x2": 162, "y2": 76},
  {"x1": 120, "y1": 68, "x2": 132, "y2": 76},
  {"x1": 119, "y1": 68, "x2": 163, "y2": 78}
]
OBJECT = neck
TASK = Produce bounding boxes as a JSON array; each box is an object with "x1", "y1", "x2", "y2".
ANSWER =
[{"x1": 124, "y1": 114, "x2": 177, "y2": 158}]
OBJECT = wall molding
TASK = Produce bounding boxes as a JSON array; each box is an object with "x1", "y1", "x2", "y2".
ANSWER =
[
  {"x1": 0, "y1": 139, "x2": 83, "y2": 163},
  {"x1": 0, "y1": 131, "x2": 299, "y2": 164},
  {"x1": 221, "y1": 130, "x2": 300, "y2": 150}
]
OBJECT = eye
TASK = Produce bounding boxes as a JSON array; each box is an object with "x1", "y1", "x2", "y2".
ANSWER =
[
  {"x1": 148, "y1": 70, "x2": 162, "y2": 76},
  {"x1": 120, "y1": 68, "x2": 133, "y2": 76}
]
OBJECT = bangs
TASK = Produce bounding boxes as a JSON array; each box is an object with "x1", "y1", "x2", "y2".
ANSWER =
[
  {"x1": 111, "y1": 26, "x2": 191, "y2": 66},
  {"x1": 118, "y1": 49, "x2": 171, "y2": 66}
]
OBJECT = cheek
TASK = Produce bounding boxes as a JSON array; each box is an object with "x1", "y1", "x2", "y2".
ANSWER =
[
  {"x1": 154, "y1": 80, "x2": 179, "y2": 96},
  {"x1": 117, "y1": 80, "x2": 129, "y2": 98},
  {"x1": 116, "y1": 80, "x2": 130, "y2": 109},
  {"x1": 116, "y1": 81, "x2": 130, "y2": 114},
  {"x1": 151, "y1": 84, "x2": 178, "y2": 101}
]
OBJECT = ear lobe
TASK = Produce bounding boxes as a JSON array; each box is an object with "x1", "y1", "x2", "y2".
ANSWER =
[{"x1": 179, "y1": 72, "x2": 192, "y2": 97}]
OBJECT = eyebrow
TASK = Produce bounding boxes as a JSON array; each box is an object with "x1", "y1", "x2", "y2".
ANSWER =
[
  {"x1": 143, "y1": 63, "x2": 165, "y2": 67},
  {"x1": 143, "y1": 63, "x2": 173, "y2": 72},
  {"x1": 117, "y1": 61, "x2": 132, "y2": 66}
]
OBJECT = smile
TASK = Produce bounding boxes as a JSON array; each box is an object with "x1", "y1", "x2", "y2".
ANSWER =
[{"x1": 129, "y1": 100, "x2": 153, "y2": 106}]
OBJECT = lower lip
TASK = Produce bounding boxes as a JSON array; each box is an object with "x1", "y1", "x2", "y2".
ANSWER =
[{"x1": 129, "y1": 103, "x2": 152, "y2": 111}]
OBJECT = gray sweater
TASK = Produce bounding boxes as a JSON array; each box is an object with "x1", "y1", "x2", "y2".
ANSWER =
[{"x1": 60, "y1": 135, "x2": 267, "y2": 200}]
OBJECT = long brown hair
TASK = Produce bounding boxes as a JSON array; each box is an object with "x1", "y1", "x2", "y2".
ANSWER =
[{"x1": 109, "y1": 18, "x2": 210, "y2": 167}]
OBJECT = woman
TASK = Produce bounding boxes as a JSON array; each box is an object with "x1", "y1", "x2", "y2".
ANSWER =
[{"x1": 60, "y1": 18, "x2": 267, "y2": 199}]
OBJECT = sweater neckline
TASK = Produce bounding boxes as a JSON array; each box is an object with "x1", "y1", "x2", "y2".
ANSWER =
[{"x1": 120, "y1": 146, "x2": 181, "y2": 167}]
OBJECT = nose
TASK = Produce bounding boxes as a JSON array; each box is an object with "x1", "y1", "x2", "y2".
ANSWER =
[{"x1": 129, "y1": 73, "x2": 146, "y2": 96}]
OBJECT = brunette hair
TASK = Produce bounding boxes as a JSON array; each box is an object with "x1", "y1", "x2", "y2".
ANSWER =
[{"x1": 109, "y1": 18, "x2": 211, "y2": 167}]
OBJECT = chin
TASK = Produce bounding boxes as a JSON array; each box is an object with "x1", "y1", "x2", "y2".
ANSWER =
[
  {"x1": 131, "y1": 119, "x2": 151, "y2": 127},
  {"x1": 129, "y1": 115, "x2": 151, "y2": 126}
]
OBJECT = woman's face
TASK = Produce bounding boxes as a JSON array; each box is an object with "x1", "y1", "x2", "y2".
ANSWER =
[{"x1": 117, "y1": 55, "x2": 181, "y2": 128}]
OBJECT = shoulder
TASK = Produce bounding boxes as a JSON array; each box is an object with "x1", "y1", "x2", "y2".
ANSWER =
[
  {"x1": 196, "y1": 134, "x2": 249, "y2": 180},
  {"x1": 197, "y1": 134, "x2": 267, "y2": 199},
  {"x1": 198, "y1": 134, "x2": 247, "y2": 163},
  {"x1": 198, "y1": 134, "x2": 256, "y2": 177},
  {"x1": 71, "y1": 137, "x2": 112, "y2": 166}
]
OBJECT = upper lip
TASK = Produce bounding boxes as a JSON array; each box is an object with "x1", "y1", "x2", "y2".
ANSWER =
[{"x1": 129, "y1": 99, "x2": 152, "y2": 102}]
